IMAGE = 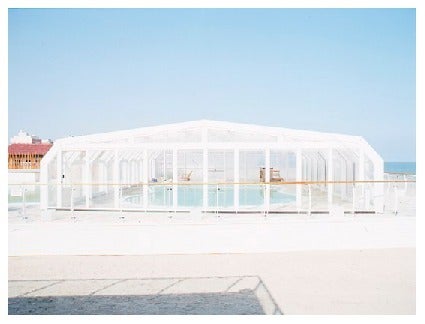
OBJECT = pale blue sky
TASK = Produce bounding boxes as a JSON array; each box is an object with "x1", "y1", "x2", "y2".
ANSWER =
[{"x1": 8, "y1": 9, "x2": 415, "y2": 161}]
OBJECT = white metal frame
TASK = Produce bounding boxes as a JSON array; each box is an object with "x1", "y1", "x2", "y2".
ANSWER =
[{"x1": 40, "y1": 120, "x2": 384, "y2": 213}]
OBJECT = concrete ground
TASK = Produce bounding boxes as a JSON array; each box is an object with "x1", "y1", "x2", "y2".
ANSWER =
[
  {"x1": 8, "y1": 213, "x2": 415, "y2": 256},
  {"x1": 8, "y1": 276, "x2": 279, "y2": 315},
  {"x1": 8, "y1": 176, "x2": 416, "y2": 315},
  {"x1": 9, "y1": 248, "x2": 415, "y2": 315}
]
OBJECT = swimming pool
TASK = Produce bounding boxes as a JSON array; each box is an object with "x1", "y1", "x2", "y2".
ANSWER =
[{"x1": 122, "y1": 185, "x2": 295, "y2": 209}]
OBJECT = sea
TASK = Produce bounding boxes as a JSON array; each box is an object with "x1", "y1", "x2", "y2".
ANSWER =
[{"x1": 384, "y1": 162, "x2": 416, "y2": 175}]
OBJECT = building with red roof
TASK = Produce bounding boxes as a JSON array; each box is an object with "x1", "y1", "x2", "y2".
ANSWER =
[{"x1": 8, "y1": 131, "x2": 53, "y2": 170}]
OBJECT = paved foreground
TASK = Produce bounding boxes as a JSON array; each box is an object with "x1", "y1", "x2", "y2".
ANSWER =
[
  {"x1": 9, "y1": 276, "x2": 278, "y2": 315},
  {"x1": 9, "y1": 248, "x2": 415, "y2": 315}
]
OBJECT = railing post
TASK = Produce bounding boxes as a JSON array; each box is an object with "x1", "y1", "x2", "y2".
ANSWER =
[
  {"x1": 352, "y1": 183, "x2": 356, "y2": 215},
  {"x1": 22, "y1": 186, "x2": 27, "y2": 220},
  {"x1": 119, "y1": 187, "x2": 124, "y2": 219},
  {"x1": 308, "y1": 184, "x2": 312, "y2": 216},
  {"x1": 393, "y1": 185, "x2": 398, "y2": 215},
  {"x1": 168, "y1": 186, "x2": 173, "y2": 219},
  {"x1": 296, "y1": 149, "x2": 302, "y2": 211},
  {"x1": 216, "y1": 184, "x2": 219, "y2": 217},
  {"x1": 70, "y1": 185, "x2": 75, "y2": 220}
]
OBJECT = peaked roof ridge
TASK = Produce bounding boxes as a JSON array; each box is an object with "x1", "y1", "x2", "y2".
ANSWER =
[{"x1": 56, "y1": 119, "x2": 363, "y2": 145}]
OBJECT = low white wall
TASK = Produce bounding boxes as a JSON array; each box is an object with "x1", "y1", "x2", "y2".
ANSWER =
[{"x1": 8, "y1": 215, "x2": 415, "y2": 256}]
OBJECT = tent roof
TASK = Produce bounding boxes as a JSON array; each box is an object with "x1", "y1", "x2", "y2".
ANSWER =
[{"x1": 55, "y1": 119, "x2": 365, "y2": 145}]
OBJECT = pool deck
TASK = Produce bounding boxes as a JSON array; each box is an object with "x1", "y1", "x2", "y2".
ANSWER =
[
  {"x1": 8, "y1": 178, "x2": 416, "y2": 315},
  {"x1": 9, "y1": 248, "x2": 415, "y2": 314},
  {"x1": 9, "y1": 211, "x2": 415, "y2": 256}
]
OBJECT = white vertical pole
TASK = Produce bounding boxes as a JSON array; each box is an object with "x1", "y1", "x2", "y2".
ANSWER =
[
  {"x1": 143, "y1": 150, "x2": 149, "y2": 210},
  {"x1": 172, "y1": 148, "x2": 178, "y2": 210},
  {"x1": 374, "y1": 158, "x2": 384, "y2": 213},
  {"x1": 113, "y1": 150, "x2": 120, "y2": 209},
  {"x1": 358, "y1": 149, "x2": 365, "y2": 209},
  {"x1": 40, "y1": 159, "x2": 48, "y2": 211},
  {"x1": 105, "y1": 159, "x2": 110, "y2": 191},
  {"x1": 203, "y1": 148, "x2": 208, "y2": 212},
  {"x1": 308, "y1": 184, "x2": 312, "y2": 216},
  {"x1": 134, "y1": 159, "x2": 138, "y2": 184},
  {"x1": 56, "y1": 148, "x2": 62, "y2": 208},
  {"x1": 327, "y1": 148, "x2": 334, "y2": 206},
  {"x1": 296, "y1": 149, "x2": 302, "y2": 210},
  {"x1": 341, "y1": 156, "x2": 347, "y2": 200},
  {"x1": 129, "y1": 160, "x2": 134, "y2": 184},
  {"x1": 265, "y1": 148, "x2": 270, "y2": 212},
  {"x1": 85, "y1": 150, "x2": 92, "y2": 208},
  {"x1": 307, "y1": 156, "x2": 312, "y2": 181},
  {"x1": 98, "y1": 161, "x2": 103, "y2": 194},
  {"x1": 151, "y1": 159, "x2": 156, "y2": 180},
  {"x1": 133, "y1": 160, "x2": 137, "y2": 184},
  {"x1": 234, "y1": 148, "x2": 240, "y2": 211},
  {"x1": 139, "y1": 159, "x2": 143, "y2": 183},
  {"x1": 126, "y1": 160, "x2": 129, "y2": 185},
  {"x1": 310, "y1": 157, "x2": 314, "y2": 182},
  {"x1": 340, "y1": 158, "x2": 344, "y2": 198}
]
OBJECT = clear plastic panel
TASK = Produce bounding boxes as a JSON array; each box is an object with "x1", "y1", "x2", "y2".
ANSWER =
[
  {"x1": 269, "y1": 184, "x2": 296, "y2": 211},
  {"x1": 239, "y1": 184, "x2": 265, "y2": 210},
  {"x1": 208, "y1": 184, "x2": 234, "y2": 210},
  {"x1": 121, "y1": 184, "x2": 145, "y2": 209},
  {"x1": 148, "y1": 184, "x2": 173, "y2": 209},
  {"x1": 8, "y1": 184, "x2": 41, "y2": 219},
  {"x1": 178, "y1": 185, "x2": 203, "y2": 208}
]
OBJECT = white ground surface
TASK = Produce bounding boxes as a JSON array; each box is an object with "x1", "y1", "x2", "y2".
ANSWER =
[
  {"x1": 9, "y1": 212, "x2": 415, "y2": 256},
  {"x1": 9, "y1": 249, "x2": 415, "y2": 314},
  {"x1": 8, "y1": 178, "x2": 416, "y2": 315},
  {"x1": 8, "y1": 276, "x2": 280, "y2": 315}
]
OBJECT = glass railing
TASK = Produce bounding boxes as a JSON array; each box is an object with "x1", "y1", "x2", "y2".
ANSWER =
[{"x1": 8, "y1": 177, "x2": 416, "y2": 219}]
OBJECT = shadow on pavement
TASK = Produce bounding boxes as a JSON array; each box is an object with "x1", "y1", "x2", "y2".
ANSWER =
[{"x1": 9, "y1": 291, "x2": 265, "y2": 315}]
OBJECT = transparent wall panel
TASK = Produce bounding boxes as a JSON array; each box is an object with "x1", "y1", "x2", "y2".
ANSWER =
[
  {"x1": 178, "y1": 185, "x2": 202, "y2": 207},
  {"x1": 269, "y1": 150, "x2": 296, "y2": 211},
  {"x1": 208, "y1": 185, "x2": 234, "y2": 210},
  {"x1": 356, "y1": 155, "x2": 374, "y2": 211},
  {"x1": 208, "y1": 150, "x2": 234, "y2": 209},
  {"x1": 239, "y1": 150, "x2": 265, "y2": 209},
  {"x1": 239, "y1": 150, "x2": 265, "y2": 183},
  {"x1": 47, "y1": 155, "x2": 57, "y2": 207},
  {"x1": 8, "y1": 184, "x2": 41, "y2": 219},
  {"x1": 147, "y1": 184, "x2": 173, "y2": 209},
  {"x1": 177, "y1": 150, "x2": 203, "y2": 183},
  {"x1": 120, "y1": 184, "x2": 145, "y2": 209},
  {"x1": 111, "y1": 150, "x2": 143, "y2": 209},
  {"x1": 329, "y1": 149, "x2": 355, "y2": 210},
  {"x1": 300, "y1": 150, "x2": 329, "y2": 211},
  {"x1": 61, "y1": 151, "x2": 85, "y2": 209},
  {"x1": 270, "y1": 185, "x2": 297, "y2": 210},
  {"x1": 8, "y1": 184, "x2": 40, "y2": 205},
  {"x1": 239, "y1": 184, "x2": 265, "y2": 209},
  {"x1": 90, "y1": 150, "x2": 114, "y2": 208},
  {"x1": 208, "y1": 150, "x2": 234, "y2": 183},
  {"x1": 149, "y1": 150, "x2": 173, "y2": 183},
  {"x1": 92, "y1": 157, "x2": 115, "y2": 208}
]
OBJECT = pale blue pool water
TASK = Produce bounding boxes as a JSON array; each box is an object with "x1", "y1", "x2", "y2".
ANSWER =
[{"x1": 124, "y1": 186, "x2": 295, "y2": 208}]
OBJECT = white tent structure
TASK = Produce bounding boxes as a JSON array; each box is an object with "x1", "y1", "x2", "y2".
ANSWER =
[{"x1": 40, "y1": 120, "x2": 384, "y2": 213}]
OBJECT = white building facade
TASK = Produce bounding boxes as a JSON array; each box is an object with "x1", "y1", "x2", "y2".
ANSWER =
[{"x1": 40, "y1": 120, "x2": 384, "y2": 213}]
